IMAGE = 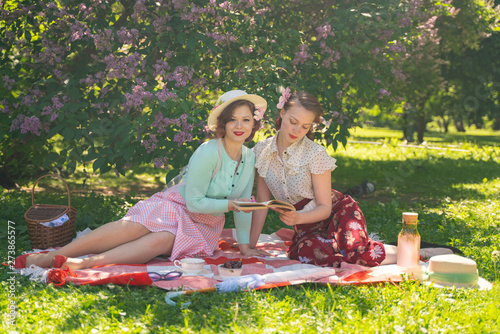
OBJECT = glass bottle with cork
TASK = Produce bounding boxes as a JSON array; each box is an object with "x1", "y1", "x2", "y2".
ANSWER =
[{"x1": 396, "y1": 212, "x2": 421, "y2": 268}]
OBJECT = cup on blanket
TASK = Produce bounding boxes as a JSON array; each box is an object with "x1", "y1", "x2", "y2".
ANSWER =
[{"x1": 174, "y1": 258, "x2": 206, "y2": 274}]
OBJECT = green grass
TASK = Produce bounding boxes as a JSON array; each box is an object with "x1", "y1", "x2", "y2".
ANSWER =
[{"x1": 1, "y1": 127, "x2": 500, "y2": 333}]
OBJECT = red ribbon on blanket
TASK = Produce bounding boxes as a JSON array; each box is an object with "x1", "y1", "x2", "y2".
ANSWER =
[
  {"x1": 47, "y1": 267, "x2": 79, "y2": 287},
  {"x1": 218, "y1": 240, "x2": 239, "y2": 251}
]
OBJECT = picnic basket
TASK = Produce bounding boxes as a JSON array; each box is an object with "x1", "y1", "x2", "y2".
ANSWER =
[{"x1": 24, "y1": 174, "x2": 77, "y2": 249}]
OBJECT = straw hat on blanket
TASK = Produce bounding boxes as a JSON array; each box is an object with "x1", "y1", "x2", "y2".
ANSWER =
[{"x1": 424, "y1": 254, "x2": 492, "y2": 290}]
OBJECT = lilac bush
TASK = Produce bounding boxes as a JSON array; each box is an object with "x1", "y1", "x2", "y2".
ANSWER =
[{"x1": 1, "y1": 0, "x2": 493, "y2": 184}]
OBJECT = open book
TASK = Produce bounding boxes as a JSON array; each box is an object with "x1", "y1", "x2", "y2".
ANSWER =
[{"x1": 233, "y1": 200, "x2": 296, "y2": 212}]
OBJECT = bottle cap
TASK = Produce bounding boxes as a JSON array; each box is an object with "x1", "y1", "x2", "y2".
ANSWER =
[{"x1": 402, "y1": 212, "x2": 418, "y2": 224}]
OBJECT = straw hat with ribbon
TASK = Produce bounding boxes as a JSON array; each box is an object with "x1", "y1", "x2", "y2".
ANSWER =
[
  {"x1": 207, "y1": 90, "x2": 267, "y2": 131},
  {"x1": 424, "y1": 254, "x2": 492, "y2": 290}
]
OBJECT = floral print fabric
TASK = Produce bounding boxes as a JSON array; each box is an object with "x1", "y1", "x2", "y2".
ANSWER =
[{"x1": 287, "y1": 190, "x2": 386, "y2": 268}]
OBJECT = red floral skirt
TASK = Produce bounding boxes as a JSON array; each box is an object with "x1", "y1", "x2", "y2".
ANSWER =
[{"x1": 287, "y1": 190, "x2": 386, "y2": 268}]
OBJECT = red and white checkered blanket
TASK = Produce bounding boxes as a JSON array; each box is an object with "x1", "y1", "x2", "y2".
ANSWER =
[{"x1": 16, "y1": 228, "x2": 412, "y2": 290}]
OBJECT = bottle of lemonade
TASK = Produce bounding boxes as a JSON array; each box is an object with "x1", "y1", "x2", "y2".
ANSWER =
[{"x1": 396, "y1": 212, "x2": 421, "y2": 267}]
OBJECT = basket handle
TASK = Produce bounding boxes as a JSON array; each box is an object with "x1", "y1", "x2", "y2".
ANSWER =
[{"x1": 31, "y1": 174, "x2": 71, "y2": 208}]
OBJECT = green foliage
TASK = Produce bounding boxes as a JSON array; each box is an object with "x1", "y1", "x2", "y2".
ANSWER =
[{"x1": 5, "y1": 0, "x2": 498, "y2": 185}]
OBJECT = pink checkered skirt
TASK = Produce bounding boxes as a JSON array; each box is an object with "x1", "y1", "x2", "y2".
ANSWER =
[{"x1": 122, "y1": 185, "x2": 225, "y2": 261}]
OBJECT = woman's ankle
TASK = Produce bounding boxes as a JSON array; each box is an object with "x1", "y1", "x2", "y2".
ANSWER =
[{"x1": 26, "y1": 253, "x2": 52, "y2": 268}]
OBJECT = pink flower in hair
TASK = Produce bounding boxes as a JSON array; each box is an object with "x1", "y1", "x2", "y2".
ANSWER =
[
  {"x1": 254, "y1": 107, "x2": 265, "y2": 121},
  {"x1": 276, "y1": 87, "x2": 291, "y2": 109}
]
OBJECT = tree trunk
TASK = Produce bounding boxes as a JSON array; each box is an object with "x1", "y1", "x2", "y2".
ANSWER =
[
  {"x1": 415, "y1": 113, "x2": 426, "y2": 144},
  {"x1": 402, "y1": 113, "x2": 415, "y2": 142},
  {"x1": 438, "y1": 116, "x2": 450, "y2": 133},
  {"x1": 455, "y1": 118, "x2": 466, "y2": 132},
  {"x1": 493, "y1": 117, "x2": 500, "y2": 131}
]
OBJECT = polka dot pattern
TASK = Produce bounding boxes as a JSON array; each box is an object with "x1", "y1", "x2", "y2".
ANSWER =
[{"x1": 253, "y1": 133, "x2": 337, "y2": 204}]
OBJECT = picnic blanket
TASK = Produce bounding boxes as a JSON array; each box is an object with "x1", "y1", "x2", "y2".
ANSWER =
[
  {"x1": 13, "y1": 228, "x2": 409, "y2": 289},
  {"x1": 14, "y1": 228, "x2": 492, "y2": 291}
]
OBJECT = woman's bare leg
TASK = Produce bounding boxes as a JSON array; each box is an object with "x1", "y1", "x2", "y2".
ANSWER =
[
  {"x1": 62, "y1": 231, "x2": 175, "y2": 270},
  {"x1": 380, "y1": 244, "x2": 397, "y2": 265},
  {"x1": 26, "y1": 220, "x2": 151, "y2": 268},
  {"x1": 380, "y1": 244, "x2": 453, "y2": 265}
]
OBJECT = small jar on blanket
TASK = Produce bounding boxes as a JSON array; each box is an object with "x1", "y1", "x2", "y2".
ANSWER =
[{"x1": 286, "y1": 190, "x2": 386, "y2": 268}]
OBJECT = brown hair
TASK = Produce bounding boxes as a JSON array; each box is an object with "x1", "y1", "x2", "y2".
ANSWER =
[
  {"x1": 214, "y1": 100, "x2": 261, "y2": 142},
  {"x1": 275, "y1": 91, "x2": 323, "y2": 140}
]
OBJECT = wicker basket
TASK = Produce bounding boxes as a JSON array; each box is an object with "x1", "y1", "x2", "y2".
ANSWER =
[{"x1": 24, "y1": 174, "x2": 77, "y2": 249}]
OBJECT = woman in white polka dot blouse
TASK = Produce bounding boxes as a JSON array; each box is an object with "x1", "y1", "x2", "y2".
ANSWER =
[{"x1": 250, "y1": 90, "x2": 386, "y2": 267}]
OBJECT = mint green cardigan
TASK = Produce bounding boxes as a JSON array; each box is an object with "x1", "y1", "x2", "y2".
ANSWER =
[{"x1": 178, "y1": 139, "x2": 255, "y2": 244}]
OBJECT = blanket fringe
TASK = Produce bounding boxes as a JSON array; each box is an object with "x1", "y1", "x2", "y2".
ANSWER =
[{"x1": 17, "y1": 265, "x2": 49, "y2": 284}]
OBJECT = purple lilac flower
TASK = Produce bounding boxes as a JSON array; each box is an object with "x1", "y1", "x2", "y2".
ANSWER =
[
  {"x1": 389, "y1": 40, "x2": 406, "y2": 53},
  {"x1": 399, "y1": 14, "x2": 412, "y2": 28},
  {"x1": 3, "y1": 76, "x2": 15, "y2": 90},
  {"x1": 51, "y1": 96, "x2": 64, "y2": 110},
  {"x1": 70, "y1": 21, "x2": 91, "y2": 42},
  {"x1": 78, "y1": 3, "x2": 93, "y2": 19},
  {"x1": 100, "y1": 86, "x2": 109, "y2": 97},
  {"x1": 153, "y1": 156, "x2": 169, "y2": 169},
  {"x1": 378, "y1": 30, "x2": 394, "y2": 42},
  {"x1": 153, "y1": 59, "x2": 171, "y2": 78},
  {"x1": 124, "y1": 79, "x2": 153, "y2": 110},
  {"x1": 172, "y1": 0, "x2": 189, "y2": 10},
  {"x1": 80, "y1": 75, "x2": 99, "y2": 86},
  {"x1": 20, "y1": 115, "x2": 42, "y2": 136},
  {"x1": 132, "y1": 0, "x2": 147, "y2": 20},
  {"x1": 1, "y1": 100, "x2": 11, "y2": 113},
  {"x1": 92, "y1": 28, "x2": 114, "y2": 51},
  {"x1": 156, "y1": 88, "x2": 178, "y2": 103},
  {"x1": 172, "y1": 114, "x2": 194, "y2": 146},
  {"x1": 316, "y1": 24, "x2": 335, "y2": 40},
  {"x1": 391, "y1": 68, "x2": 407, "y2": 80},
  {"x1": 152, "y1": 112, "x2": 180, "y2": 134},
  {"x1": 103, "y1": 52, "x2": 143, "y2": 80},
  {"x1": 21, "y1": 95, "x2": 36, "y2": 107},
  {"x1": 142, "y1": 134, "x2": 158, "y2": 154},
  {"x1": 35, "y1": 39, "x2": 68, "y2": 65},
  {"x1": 293, "y1": 45, "x2": 313, "y2": 66},
  {"x1": 166, "y1": 66, "x2": 194, "y2": 87},
  {"x1": 53, "y1": 69, "x2": 63, "y2": 79},
  {"x1": 117, "y1": 27, "x2": 139, "y2": 45},
  {"x1": 205, "y1": 32, "x2": 236, "y2": 46},
  {"x1": 10, "y1": 114, "x2": 24, "y2": 131},
  {"x1": 379, "y1": 88, "x2": 391, "y2": 98}
]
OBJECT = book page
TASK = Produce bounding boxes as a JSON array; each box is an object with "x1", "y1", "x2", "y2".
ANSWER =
[{"x1": 233, "y1": 200, "x2": 295, "y2": 211}]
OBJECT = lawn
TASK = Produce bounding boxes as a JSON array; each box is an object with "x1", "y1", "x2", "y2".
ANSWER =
[{"x1": 1, "y1": 126, "x2": 499, "y2": 333}]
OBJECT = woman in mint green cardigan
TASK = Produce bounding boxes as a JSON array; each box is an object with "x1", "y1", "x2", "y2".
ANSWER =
[{"x1": 15, "y1": 90, "x2": 269, "y2": 271}]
